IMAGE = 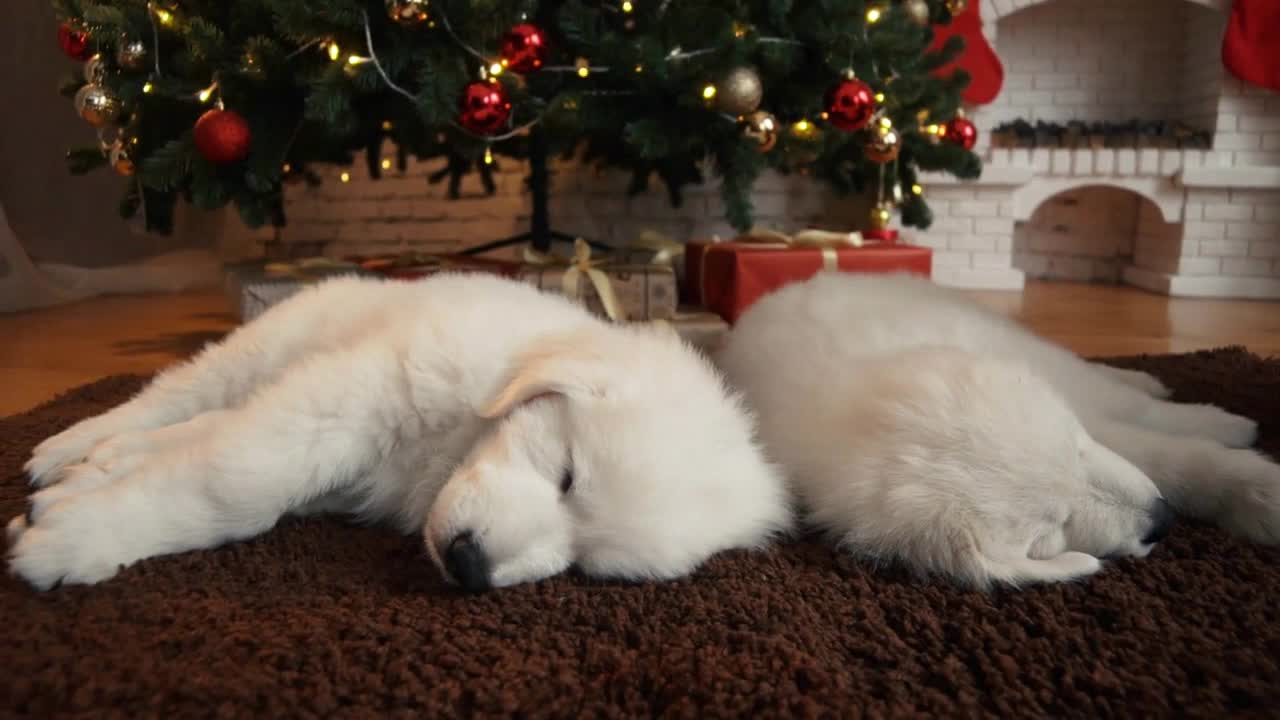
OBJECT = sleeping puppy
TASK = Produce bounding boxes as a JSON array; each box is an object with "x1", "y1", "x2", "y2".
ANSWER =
[
  {"x1": 716, "y1": 272, "x2": 1279, "y2": 588},
  {"x1": 9, "y1": 274, "x2": 789, "y2": 591}
]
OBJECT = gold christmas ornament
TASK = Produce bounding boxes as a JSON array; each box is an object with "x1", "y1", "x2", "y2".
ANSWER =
[
  {"x1": 74, "y1": 84, "x2": 123, "y2": 128},
  {"x1": 741, "y1": 110, "x2": 778, "y2": 153},
  {"x1": 716, "y1": 66, "x2": 764, "y2": 116},
  {"x1": 109, "y1": 139, "x2": 137, "y2": 176},
  {"x1": 83, "y1": 54, "x2": 107, "y2": 84},
  {"x1": 870, "y1": 202, "x2": 893, "y2": 230},
  {"x1": 865, "y1": 123, "x2": 901, "y2": 163},
  {"x1": 946, "y1": 0, "x2": 968, "y2": 14},
  {"x1": 903, "y1": 0, "x2": 931, "y2": 26},
  {"x1": 386, "y1": 0, "x2": 430, "y2": 25},
  {"x1": 116, "y1": 36, "x2": 148, "y2": 71}
]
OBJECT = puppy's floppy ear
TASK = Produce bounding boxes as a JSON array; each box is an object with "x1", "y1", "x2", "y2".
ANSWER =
[{"x1": 480, "y1": 334, "x2": 608, "y2": 419}]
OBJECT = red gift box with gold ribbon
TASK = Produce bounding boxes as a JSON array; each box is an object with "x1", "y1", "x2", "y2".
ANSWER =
[{"x1": 685, "y1": 229, "x2": 931, "y2": 324}]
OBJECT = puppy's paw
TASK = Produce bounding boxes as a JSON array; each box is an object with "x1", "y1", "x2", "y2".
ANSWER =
[
  {"x1": 25, "y1": 418, "x2": 117, "y2": 487},
  {"x1": 1216, "y1": 452, "x2": 1280, "y2": 545},
  {"x1": 26, "y1": 464, "x2": 114, "y2": 525},
  {"x1": 7, "y1": 491, "x2": 132, "y2": 590}
]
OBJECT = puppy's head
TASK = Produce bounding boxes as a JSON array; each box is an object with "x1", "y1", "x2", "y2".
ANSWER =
[{"x1": 424, "y1": 326, "x2": 790, "y2": 591}]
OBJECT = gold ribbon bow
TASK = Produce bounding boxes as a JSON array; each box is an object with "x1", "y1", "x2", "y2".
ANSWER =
[
  {"x1": 733, "y1": 227, "x2": 864, "y2": 270},
  {"x1": 524, "y1": 238, "x2": 628, "y2": 322},
  {"x1": 627, "y1": 230, "x2": 686, "y2": 267}
]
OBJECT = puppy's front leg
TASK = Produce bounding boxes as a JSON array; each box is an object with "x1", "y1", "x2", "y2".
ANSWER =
[{"x1": 8, "y1": 343, "x2": 412, "y2": 590}]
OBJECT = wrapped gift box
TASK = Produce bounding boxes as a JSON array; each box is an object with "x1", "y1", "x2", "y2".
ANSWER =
[
  {"x1": 641, "y1": 308, "x2": 730, "y2": 356},
  {"x1": 685, "y1": 238, "x2": 932, "y2": 324},
  {"x1": 517, "y1": 245, "x2": 680, "y2": 319},
  {"x1": 225, "y1": 259, "x2": 369, "y2": 322}
]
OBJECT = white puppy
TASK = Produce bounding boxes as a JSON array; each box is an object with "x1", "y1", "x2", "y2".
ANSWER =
[
  {"x1": 8, "y1": 274, "x2": 790, "y2": 591},
  {"x1": 716, "y1": 272, "x2": 1279, "y2": 588}
]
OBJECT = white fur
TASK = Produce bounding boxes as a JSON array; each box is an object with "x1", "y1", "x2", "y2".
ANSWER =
[
  {"x1": 9, "y1": 274, "x2": 790, "y2": 590},
  {"x1": 716, "y1": 272, "x2": 1279, "y2": 588}
]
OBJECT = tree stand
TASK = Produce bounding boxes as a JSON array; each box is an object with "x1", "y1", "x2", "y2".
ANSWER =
[{"x1": 459, "y1": 126, "x2": 611, "y2": 257}]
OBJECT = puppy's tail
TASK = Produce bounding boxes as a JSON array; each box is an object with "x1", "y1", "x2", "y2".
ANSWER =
[{"x1": 968, "y1": 551, "x2": 1103, "y2": 588}]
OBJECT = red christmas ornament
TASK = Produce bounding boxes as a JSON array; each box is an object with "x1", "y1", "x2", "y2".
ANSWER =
[
  {"x1": 499, "y1": 23, "x2": 549, "y2": 74},
  {"x1": 823, "y1": 78, "x2": 876, "y2": 132},
  {"x1": 458, "y1": 81, "x2": 512, "y2": 136},
  {"x1": 944, "y1": 115, "x2": 979, "y2": 150},
  {"x1": 194, "y1": 109, "x2": 253, "y2": 165},
  {"x1": 58, "y1": 23, "x2": 92, "y2": 61}
]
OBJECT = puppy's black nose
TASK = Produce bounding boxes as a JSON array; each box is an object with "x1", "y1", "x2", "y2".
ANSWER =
[
  {"x1": 443, "y1": 531, "x2": 492, "y2": 593},
  {"x1": 1142, "y1": 498, "x2": 1176, "y2": 545}
]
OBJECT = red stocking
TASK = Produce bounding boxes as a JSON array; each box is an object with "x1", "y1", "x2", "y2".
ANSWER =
[
  {"x1": 1222, "y1": 0, "x2": 1280, "y2": 93},
  {"x1": 929, "y1": 0, "x2": 1003, "y2": 106}
]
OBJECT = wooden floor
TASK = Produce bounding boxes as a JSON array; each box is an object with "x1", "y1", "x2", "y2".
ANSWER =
[{"x1": 2, "y1": 282, "x2": 1279, "y2": 418}]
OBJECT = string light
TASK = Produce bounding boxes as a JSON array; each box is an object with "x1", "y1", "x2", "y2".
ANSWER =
[
  {"x1": 483, "y1": 147, "x2": 494, "y2": 165},
  {"x1": 327, "y1": 42, "x2": 341, "y2": 62},
  {"x1": 866, "y1": 7, "x2": 883, "y2": 23},
  {"x1": 382, "y1": 120, "x2": 394, "y2": 131},
  {"x1": 911, "y1": 184, "x2": 924, "y2": 195},
  {"x1": 197, "y1": 81, "x2": 218, "y2": 103},
  {"x1": 348, "y1": 55, "x2": 370, "y2": 65},
  {"x1": 575, "y1": 58, "x2": 590, "y2": 78},
  {"x1": 283, "y1": 163, "x2": 292, "y2": 173},
  {"x1": 879, "y1": 116, "x2": 893, "y2": 129},
  {"x1": 340, "y1": 171, "x2": 351, "y2": 183},
  {"x1": 487, "y1": 62, "x2": 504, "y2": 76},
  {"x1": 622, "y1": 1, "x2": 634, "y2": 12},
  {"x1": 142, "y1": 81, "x2": 154, "y2": 94},
  {"x1": 153, "y1": 7, "x2": 174, "y2": 26},
  {"x1": 634, "y1": 63, "x2": 643, "y2": 73},
  {"x1": 380, "y1": 158, "x2": 392, "y2": 170},
  {"x1": 702, "y1": 84, "x2": 717, "y2": 100},
  {"x1": 874, "y1": 92, "x2": 886, "y2": 103}
]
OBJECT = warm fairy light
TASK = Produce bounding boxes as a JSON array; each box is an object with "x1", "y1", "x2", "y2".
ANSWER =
[
  {"x1": 197, "y1": 82, "x2": 218, "y2": 103},
  {"x1": 621, "y1": 1, "x2": 634, "y2": 12},
  {"x1": 879, "y1": 116, "x2": 893, "y2": 129},
  {"x1": 927, "y1": 123, "x2": 942, "y2": 135},
  {"x1": 347, "y1": 55, "x2": 370, "y2": 65},
  {"x1": 576, "y1": 58, "x2": 590, "y2": 78},
  {"x1": 911, "y1": 183, "x2": 924, "y2": 195},
  {"x1": 488, "y1": 62, "x2": 504, "y2": 76},
  {"x1": 283, "y1": 163, "x2": 292, "y2": 173},
  {"x1": 381, "y1": 159, "x2": 392, "y2": 170},
  {"x1": 142, "y1": 81, "x2": 154, "y2": 94},
  {"x1": 484, "y1": 147, "x2": 494, "y2": 165},
  {"x1": 874, "y1": 92, "x2": 885, "y2": 103},
  {"x1": 794, "y1": 120, "x2": 810, "y2": 132},
  {"x1": 702, "y1": 84, "x2": 717, "y2": 100},
  {"x1": 340, "y1": 171, "x2": 351, "y2": 183},
  {"x1": 382, "y1": 120, "x2": 394, "y2": 131},
  {"x1": 154, "y1": 7, "x2": 174, "y2": 25},
  {"x1": 866, "y1": 7, "x2": 883, "y2": 23},
  {"x1": 634, "y1": 63, "x2": 643, "y2": 72},
  {"x1": 327, "y1": 43, "x2": 341, "y2": 62},
  {"x1": 733, "y1": 22, "x2": 749, "y2": 38}
]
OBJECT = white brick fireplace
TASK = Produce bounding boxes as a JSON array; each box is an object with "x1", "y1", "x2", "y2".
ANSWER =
[{"x1": 911, "y1": 0, "x2": 1280, "y2": 297}]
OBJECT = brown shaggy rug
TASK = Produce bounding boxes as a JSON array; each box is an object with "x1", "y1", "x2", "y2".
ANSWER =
[{"x1": 2, "y1": 347, "x2": 1279, "y2": 718}]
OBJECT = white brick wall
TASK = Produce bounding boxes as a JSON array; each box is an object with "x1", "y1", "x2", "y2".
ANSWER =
[{"x1": 981, "y1": 0, "x2": 1223, "y2": 130}]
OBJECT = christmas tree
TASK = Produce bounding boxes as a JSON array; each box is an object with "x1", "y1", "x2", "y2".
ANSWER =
[{"x1": 52, "y1": 0, "x2": 982, "y2": 247}]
